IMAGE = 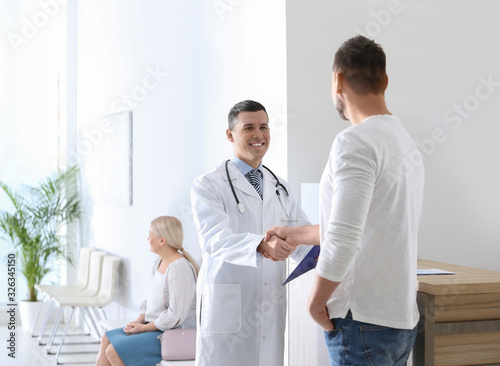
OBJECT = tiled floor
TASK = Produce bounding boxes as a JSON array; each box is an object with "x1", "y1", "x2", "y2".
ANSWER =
[{"x1": 1, "y1": 325, "x2": 99, "y2": 366}]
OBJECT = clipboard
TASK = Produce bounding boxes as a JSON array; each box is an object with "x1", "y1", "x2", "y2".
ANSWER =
[{"x1": 282, "y1": 245, "x2": 320, "y2": 285}]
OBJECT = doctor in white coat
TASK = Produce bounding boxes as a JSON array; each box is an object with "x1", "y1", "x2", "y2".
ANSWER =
[{"x1": 191, "y1": 100, "x2": 311, "y2": 366}]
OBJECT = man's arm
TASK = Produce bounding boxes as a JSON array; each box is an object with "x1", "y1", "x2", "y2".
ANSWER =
[
  {"x1": 265, "y1": 224, "x2": 320, "y2": 247},
  {"x1": 307, "y1": 273, "x2": 339, "y2": 331},
  {"x1": 310, "y1": 133, "x2": 376, "y2": 330}
]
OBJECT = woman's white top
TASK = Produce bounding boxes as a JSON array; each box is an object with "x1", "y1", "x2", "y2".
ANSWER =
[{"x1": 141, "y1": 257, "x2": 197, "y2": 331}]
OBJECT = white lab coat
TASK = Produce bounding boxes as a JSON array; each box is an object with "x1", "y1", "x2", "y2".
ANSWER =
[{"x1": 191, "y1": 160, "x2": 311, "y2": 366}]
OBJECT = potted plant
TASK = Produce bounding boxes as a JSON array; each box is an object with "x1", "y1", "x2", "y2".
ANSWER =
[{"x1": 0, "y1": 166, "x2": 81, "y2": 329}]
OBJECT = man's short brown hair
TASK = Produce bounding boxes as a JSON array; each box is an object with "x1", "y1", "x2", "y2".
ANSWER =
[{"x1": 333, "y1": 35, "x2": 387, "y2": 95}]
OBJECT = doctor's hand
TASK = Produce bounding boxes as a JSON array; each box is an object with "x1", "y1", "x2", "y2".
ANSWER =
[
  {"x1": 265, "y1": 226, "x2": 298, "y2": 247},
  {"x1": 258, "y1": 235, "x2": 295, "y2": 261}
]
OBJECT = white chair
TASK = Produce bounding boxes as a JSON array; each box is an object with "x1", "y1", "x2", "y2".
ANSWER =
[
  {"x1": 35, "y1": 247, "x2": 93, "y2": 296},
  {"x1": 159, "y1": 361, "x2": 195, "y2": 366},
  {"x1": 48, "y1": 255, "x2": 121, "y2": 363},
  {"x1": 32, "y1": 247, "x2": 93, "y2": 337},
  {"x1": 36, "y1": 250, "x2": 106, "y2": 346}
]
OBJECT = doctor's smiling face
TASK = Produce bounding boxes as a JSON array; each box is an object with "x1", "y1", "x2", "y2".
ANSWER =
[{"x1": 226, "y1": 109, "x2": 270, "y2": 169}]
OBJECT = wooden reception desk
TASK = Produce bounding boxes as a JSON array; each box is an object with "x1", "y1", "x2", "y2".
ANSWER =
[{"x1": 414, "y1": 260, "x2": 500, "y2": 366}]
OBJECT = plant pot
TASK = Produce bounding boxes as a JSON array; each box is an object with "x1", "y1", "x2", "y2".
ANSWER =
[{"x1": 19, "y1": 300, "x2": 43, "y2": 331}]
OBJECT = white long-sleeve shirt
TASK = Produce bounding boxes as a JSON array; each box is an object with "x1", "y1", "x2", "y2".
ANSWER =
[
  {"x1": 317, "y1": 114, "x2": 424, "y2": 330},
  {"x1": 141, "y1": 257, "x2": 197, "y2": 331}
]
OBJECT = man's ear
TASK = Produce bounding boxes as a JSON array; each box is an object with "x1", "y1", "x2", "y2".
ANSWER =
[
  {"x1": 226, "y1": 128, "x2": 234, "y2": 142},
  {"x1": 335, "y1": 72, "x2": 344, "y2": 94},
  {"x1": 383, "y1": 74, "x2": 389, "y2": 92}
]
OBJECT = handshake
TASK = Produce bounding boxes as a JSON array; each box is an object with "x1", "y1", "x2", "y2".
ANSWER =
[{"x1": 258, "y1": 226, "x2": 299, "y2": 262}]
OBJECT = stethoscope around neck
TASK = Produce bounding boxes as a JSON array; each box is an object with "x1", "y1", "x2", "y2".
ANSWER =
[{"x1": 225, "y1": 159, "x2": 289, "y2": 214}]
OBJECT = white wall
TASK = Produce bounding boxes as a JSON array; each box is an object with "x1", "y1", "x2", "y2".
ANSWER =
[
  {"x1": 198, "y1": 0, "x2": 289, "y2": 178},
  {"x1": 75, "y1": 0, "x2": 201, "y2": 318},
  {"x1": 287, "y1": 0, "x2": 500, "y2": 273},
  {"x1": 287, "y1": 1, "x2": 500, "y2": 365},
  {"x1": 74, "y1": 0, "x2": 288, "y2": 319},
  {"x1": 0, "y1": 0, "x2": 66, "y2": 183},
  {"x1": 382, "y1": 0, "x2": 500, "y2": 272},
  {"x1": 0, "y1": 0, "x2": 68, "y2": 305}
]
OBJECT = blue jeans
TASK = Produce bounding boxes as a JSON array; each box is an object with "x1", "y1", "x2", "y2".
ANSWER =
[{"x1": 324, "y1": 311, "x2": 417, "y2": 366}]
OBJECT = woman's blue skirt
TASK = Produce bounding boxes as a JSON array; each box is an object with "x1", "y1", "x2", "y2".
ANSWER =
[{"x1": 106, "y1": 327, "x2": 163, "y2": 366}]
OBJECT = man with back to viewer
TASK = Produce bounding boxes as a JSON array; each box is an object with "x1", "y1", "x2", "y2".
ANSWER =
[{"x1": 266, "y1": 35, "x2": 425, "y2": 365}]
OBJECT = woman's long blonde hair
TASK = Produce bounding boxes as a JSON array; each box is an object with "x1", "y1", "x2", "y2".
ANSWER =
[{"x1": 151, "y1": 216, "x2": 200, "y2": 274}]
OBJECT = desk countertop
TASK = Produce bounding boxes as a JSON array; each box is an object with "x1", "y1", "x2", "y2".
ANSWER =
[{"x1": 417, "y1": 259, "x2": 500, "y2": 295}]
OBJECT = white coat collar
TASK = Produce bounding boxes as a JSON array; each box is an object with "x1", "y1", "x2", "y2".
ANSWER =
[
  {"x1": 216, "y1": 160, "x2": 260, "y2": 200},
  {"x1": 216, "y1": 160, "x2": 278, "y2": 203},
  {"x1": 262, "y1": 167, "x2": 280, "y2": 205}
]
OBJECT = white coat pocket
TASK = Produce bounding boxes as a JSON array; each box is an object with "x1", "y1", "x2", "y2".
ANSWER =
[{"x1": 201, "y1": 284, "x2": 241, "y2": 334}]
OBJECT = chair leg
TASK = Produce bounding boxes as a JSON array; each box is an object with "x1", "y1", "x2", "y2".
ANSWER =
[
  {"x1": 41, "y1": 306, "x2": 99, "y2": 348},
  {"x1": 90, "y1": 307, "x2": 102, "y2": 336},
  {"x1": 37, "y1": 300, "x2": 55, "y2": 344},
  {"x1": 55, "y1": 307, "x2": 75, "y2": 364},
  {"x1": 99, "y1": 307, "x2": 108, "y2": 320},
  {"x1": 31, "y1": 296, "x2": 46, "y2": 337},
  {"x1": 83, "y1": 306, "x2": 101, "y2": 338},
  {"x1": 81, "y1": 308, "x2": 93, "y2": 335},
  {"x1": 91, "y1": 307, "x2": 101, "y2": 322},
  {"x1": 46, "y1": 306, "x2": 64, "y2": 353}
]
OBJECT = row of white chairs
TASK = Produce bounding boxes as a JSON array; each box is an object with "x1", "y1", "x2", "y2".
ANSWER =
[{"x1": 32, "y1": 248, "x2": 121, "y2": 364}]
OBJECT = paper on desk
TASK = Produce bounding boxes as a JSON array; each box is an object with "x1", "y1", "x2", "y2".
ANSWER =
[
  {"x1": 283, "y1": 245, "x2": 320, "y2": 285},
  {"x1": 417, "y1": 269, "x2": 455, "y2": 275}
]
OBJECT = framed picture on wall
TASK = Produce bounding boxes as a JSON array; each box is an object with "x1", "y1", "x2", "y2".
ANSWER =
[{"x1": 101, "y1": 111, "x2": 133, "y2": 205}]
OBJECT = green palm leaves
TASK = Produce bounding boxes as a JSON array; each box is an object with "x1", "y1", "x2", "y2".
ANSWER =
[{"x1": 0, "y1": 166, "x2": 82, "y2": 301}]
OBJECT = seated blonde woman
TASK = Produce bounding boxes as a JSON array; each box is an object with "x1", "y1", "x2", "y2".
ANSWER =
[{"x1": 96, "y1": 216, "x2": 199, "y2": 366}]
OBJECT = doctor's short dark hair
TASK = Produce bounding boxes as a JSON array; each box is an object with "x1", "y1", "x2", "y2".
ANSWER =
[
  {"x1": 228, "y1": 100, "x2": 268, "y2": 130},
  {"x1": 333, "y1": 35, "x2": 386, "y2": 95}
]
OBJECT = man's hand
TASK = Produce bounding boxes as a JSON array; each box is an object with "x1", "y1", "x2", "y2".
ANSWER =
[
  {"x1": 265, "y1": 226, "x2": 298, "y2": 247},
  {"x1": 307, "y1": 273, "x2": 339, "y2": 332},
  {"x1": 266, "y1": 225, "x2": 320, "y2": 247},
  {"x1": 308, "y1": 301, "x2": 333, "y2": 332},
  {"x1": 258, "y1": 235, "x2": 295, "y2": 261}
]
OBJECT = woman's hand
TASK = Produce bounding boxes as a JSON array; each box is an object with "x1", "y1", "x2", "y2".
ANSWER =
[
  {"x1": 123, "y1": 314, "x2": 146, "y2": 333},
  {"x1": 125, "y1": 320, "x2": 141, "y2": 327},
  {"x1": 123, "y1": 322, "x2": 147, "y2": 335},
  {"x1": 123, "y1": 319, "x2": 159, "y2": 335}
]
